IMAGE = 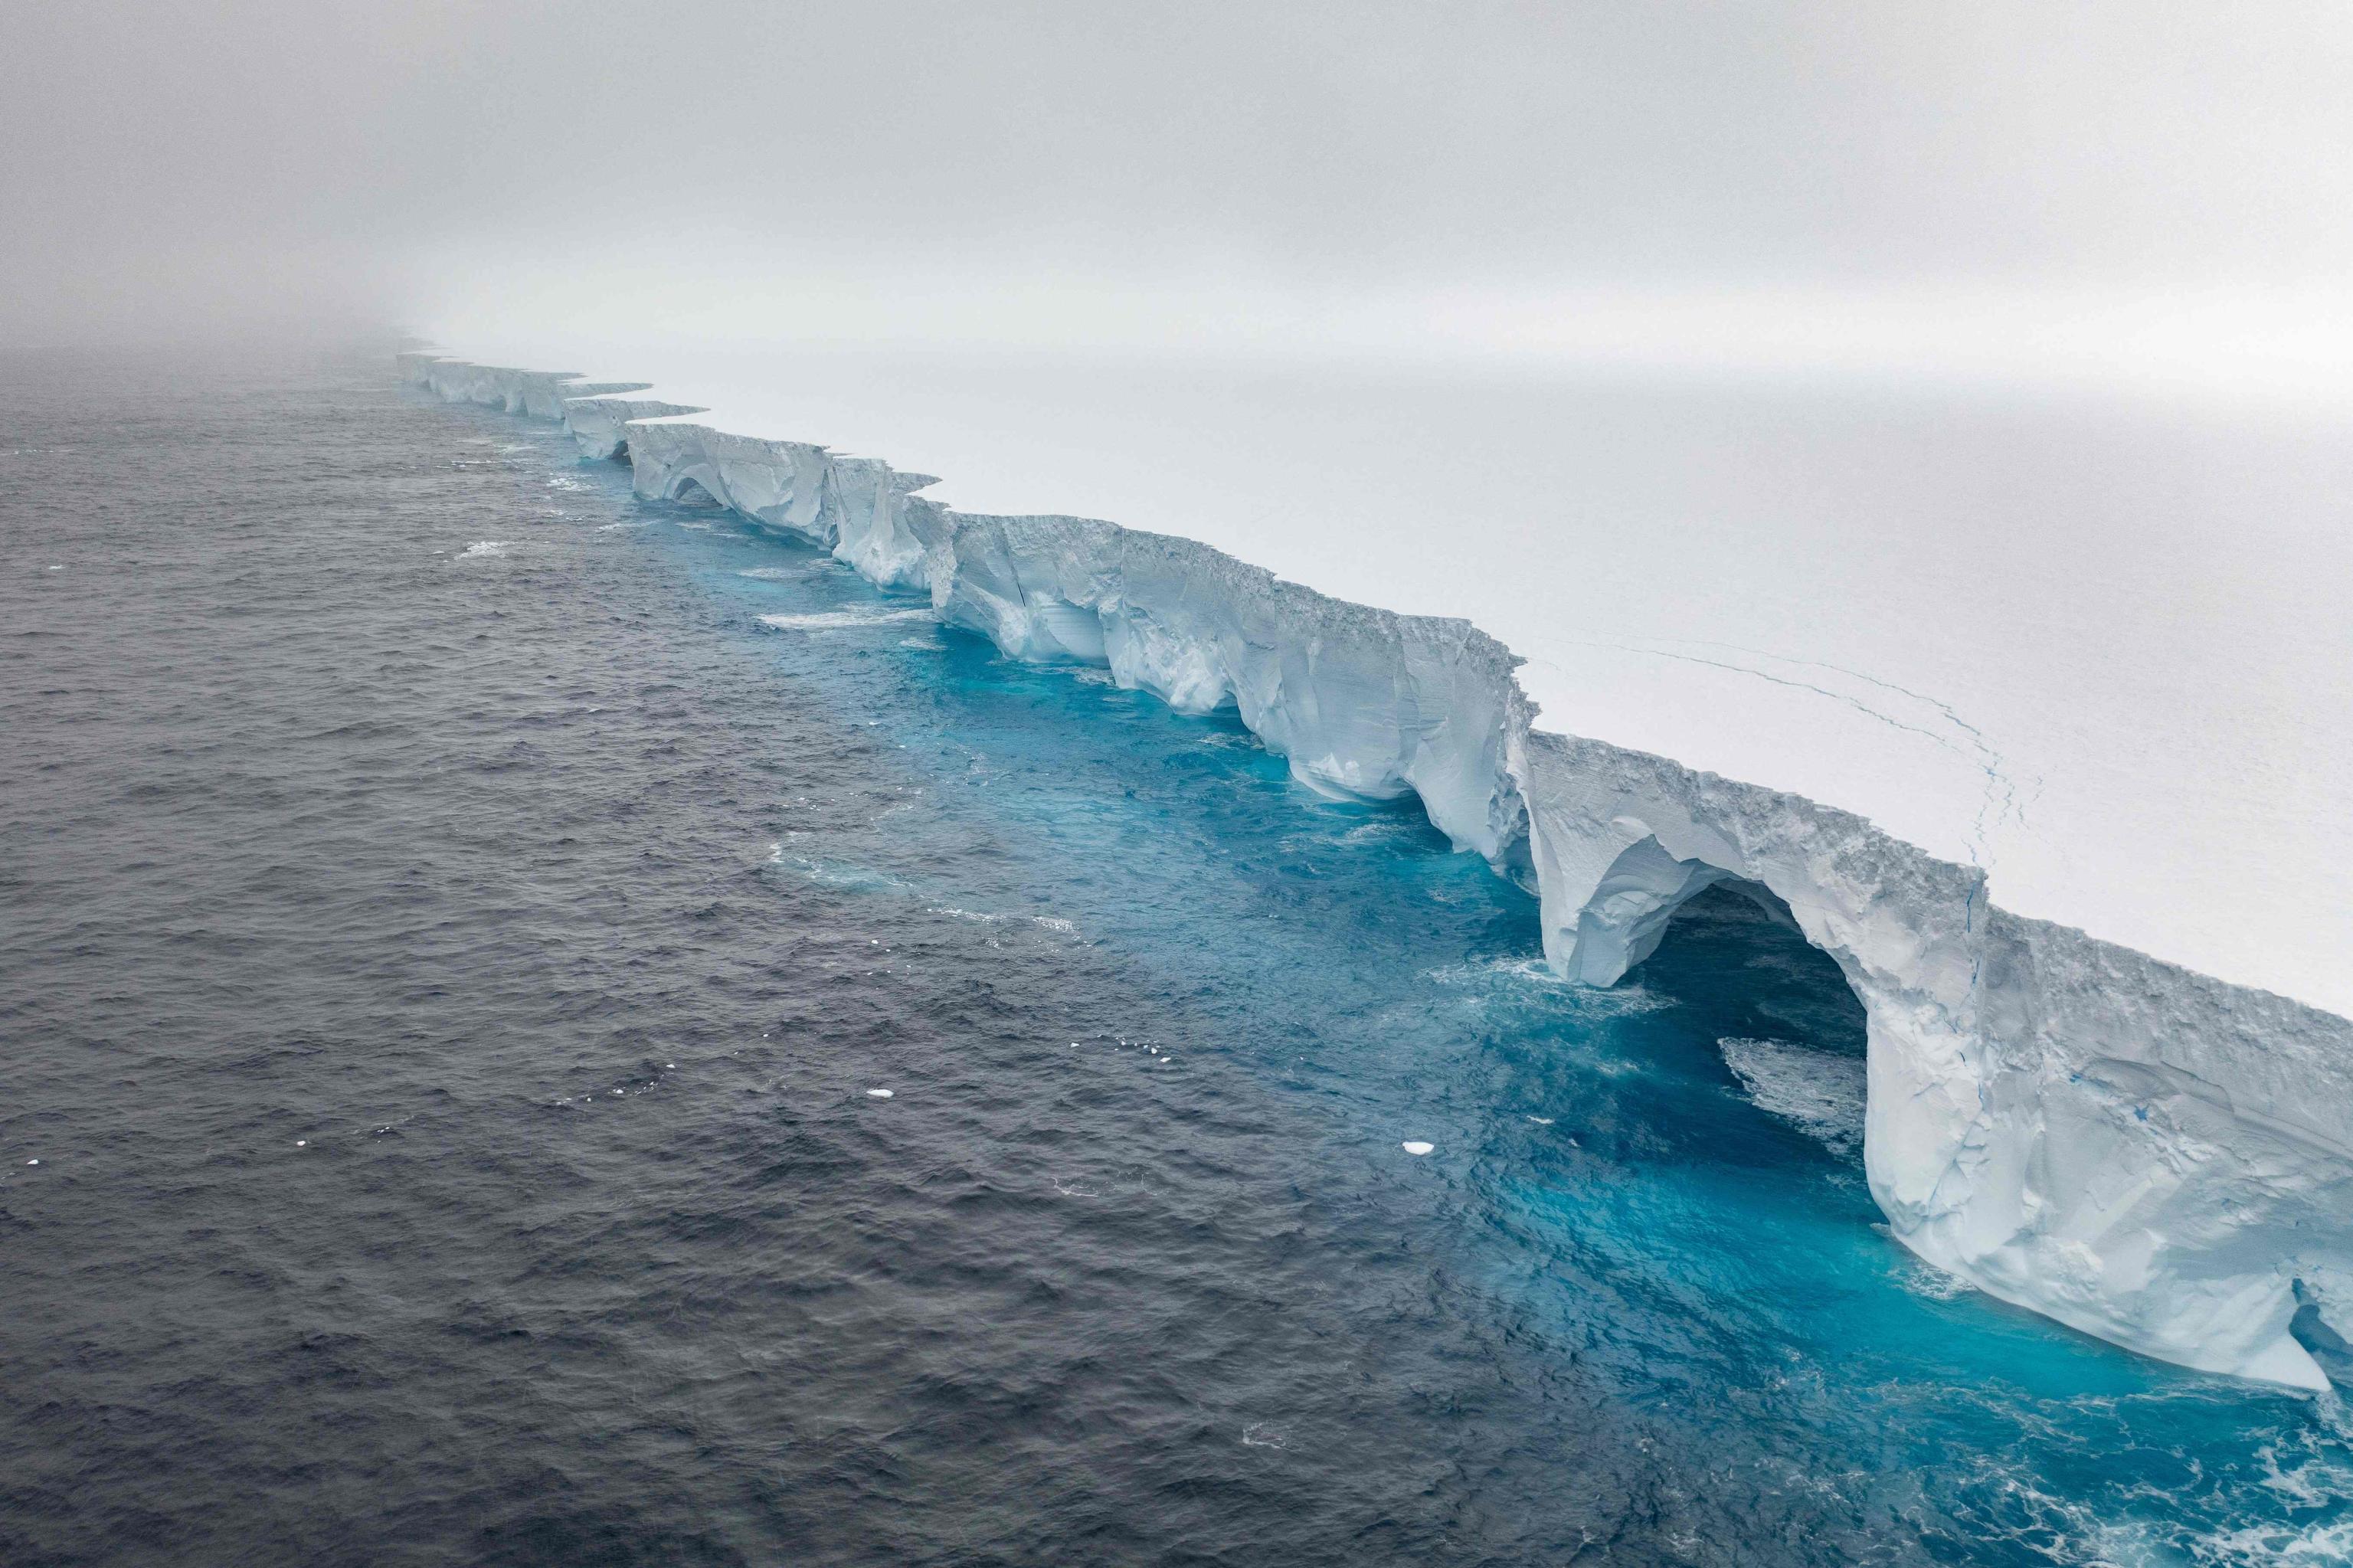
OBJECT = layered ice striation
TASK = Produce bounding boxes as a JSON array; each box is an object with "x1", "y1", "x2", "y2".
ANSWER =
[{"x1": 400, "y1": 350, "x2": 2353, "y2": 1392}]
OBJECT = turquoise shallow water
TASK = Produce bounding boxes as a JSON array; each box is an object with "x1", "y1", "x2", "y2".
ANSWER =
[{"x1": 1, "y1": 351, "x2": 2347, "y2": 1565}]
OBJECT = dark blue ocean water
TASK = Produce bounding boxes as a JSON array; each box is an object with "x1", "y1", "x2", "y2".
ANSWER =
[{"x1": 2, "y1": 350, "x2": 2348, "y2": 1566}]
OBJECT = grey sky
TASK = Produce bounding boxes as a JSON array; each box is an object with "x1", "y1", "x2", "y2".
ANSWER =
[{"x1": 9, "y1": 2, "x2": 2353, "y2": 358}]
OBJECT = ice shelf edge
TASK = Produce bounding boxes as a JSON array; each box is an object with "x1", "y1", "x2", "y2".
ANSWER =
[{"x1": 401, "y1": 350, "x2": 2353, "y2": 1393}]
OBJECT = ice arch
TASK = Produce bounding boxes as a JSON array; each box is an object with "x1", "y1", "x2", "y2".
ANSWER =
[
  {"x1": 396, "y1": 350, "x2": 2353, "y2": 1391},
  {"x1": 1564, "y1": 837, "x2": 1805, "y2": 987}
]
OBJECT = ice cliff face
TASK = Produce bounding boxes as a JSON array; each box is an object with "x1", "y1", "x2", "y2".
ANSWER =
[{"x1": 398, "y1": 351, "x2": 2353, "y2": 1393}]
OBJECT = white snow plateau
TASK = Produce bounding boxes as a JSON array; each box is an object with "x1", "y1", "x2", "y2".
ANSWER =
[{"x1": 399, "y1": 345, "x2": 2353, "y2": 1393}]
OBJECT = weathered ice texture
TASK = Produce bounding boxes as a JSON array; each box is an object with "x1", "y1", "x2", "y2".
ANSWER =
[{"x1": 399, "y1": 352, "x2": 2353, "y2": 1392}]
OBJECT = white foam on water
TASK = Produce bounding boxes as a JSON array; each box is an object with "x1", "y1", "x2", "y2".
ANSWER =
[
  {"x1": 766, "y1": 848, "x2": 910, "y2": 894},
  {"x1": 1241, "y1": 1422, "x2": 1291, "y2": 1449},
  {"x1": 928, "y1": 904, "x2": 1078, "y2": 936},
  {"x1": 1402, "y1": 1141, "x2": 1435, "y2": 1156},
  {"x1": 759, "y1": 607, "x2": 937, "y2": 632},
  {"x1": 1720, "y1": 1036, "x2": 1868, "y2": 1159},
  {"x1": 736, "y1": 565, "x2": 822, "y2": 580},
  {"x1": 457, "y1": 540, "x2": 510, "y2": 558}
]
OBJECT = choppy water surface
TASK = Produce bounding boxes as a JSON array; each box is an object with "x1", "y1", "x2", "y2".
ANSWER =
[{"x1": 2, "y1": 350, "x2": 2347, "y2": 1566}]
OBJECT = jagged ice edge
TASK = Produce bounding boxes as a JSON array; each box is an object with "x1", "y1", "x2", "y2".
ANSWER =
[{"x1": 401, "y1": 352, "x2": 2353, "y2": 1393}]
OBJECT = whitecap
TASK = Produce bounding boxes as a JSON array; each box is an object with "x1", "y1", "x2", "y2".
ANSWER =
[
  {"x1": 1241, "y1": 1422, "x2": 1290, "y2": 1449},
  {"x1": 926, "y1": 904, "x2": 1078, "y2": 936},
  {"x1": 457, "y1": 540, "x2": 510, "y2": 559},
  {"x1": 767, "y1": 849, "x2": 910, "y2": 894}
]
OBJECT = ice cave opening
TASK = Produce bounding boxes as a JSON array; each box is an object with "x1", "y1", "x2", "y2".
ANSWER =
[{"x1": 1618, "y1": 877, "x2": 1870, "y2": 1065}]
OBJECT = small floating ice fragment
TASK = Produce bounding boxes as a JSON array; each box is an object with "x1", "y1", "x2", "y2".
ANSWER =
[
  {"x1": 295, "y1": 1140, "x2": 307, "y2": 1147},
  {"x1": 25, "y1": 1158, "x2": 39, "y2": 1166},
  {"x1": 1401, "y1": 1141, "x2": 1435, "y2": 1156},
  {"x1": 759, "y1": 607, "x2": 932, "y2": 632},
  {"x1": 866, "y1": 1088, "x2": 895, "y2": 1098}
]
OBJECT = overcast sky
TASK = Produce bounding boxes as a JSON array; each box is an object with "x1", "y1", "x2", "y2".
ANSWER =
[{"x1": 11, "y1": 1, "x2": 2353, "y2": 393}]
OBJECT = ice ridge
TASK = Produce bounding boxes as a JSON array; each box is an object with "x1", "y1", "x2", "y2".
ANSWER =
[{"x1": 398, "y1": 350, "x2": 2353, "y2": 1393}]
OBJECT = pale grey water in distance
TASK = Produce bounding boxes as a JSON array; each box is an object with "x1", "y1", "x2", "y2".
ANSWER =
[{"x1": 2, "y1": 348, "x2": 2348, "y2": 1566}]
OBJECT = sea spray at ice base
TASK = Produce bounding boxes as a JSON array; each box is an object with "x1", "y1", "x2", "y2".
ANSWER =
[{"x1": 403, "y1": 351, "x2": 2353, "y2": 1393}]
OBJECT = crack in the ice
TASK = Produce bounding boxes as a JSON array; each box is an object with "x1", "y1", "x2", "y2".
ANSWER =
[{"x1": 1563, "y1": 636, "x2": 2025, "y2": 874}]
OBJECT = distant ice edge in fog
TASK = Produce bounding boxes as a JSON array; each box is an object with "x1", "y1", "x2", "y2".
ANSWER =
[{"x1": 401, "y1": 351, "x2": 2352, "y2": 1393}]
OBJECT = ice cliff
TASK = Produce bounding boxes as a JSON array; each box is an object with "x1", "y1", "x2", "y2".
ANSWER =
[{"x1": 400, "y1": 351, "x2": 2353, "y2": 1393}]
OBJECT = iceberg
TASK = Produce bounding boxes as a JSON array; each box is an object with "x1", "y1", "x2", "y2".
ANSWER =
[{"x1": 398, "y1": 349, "x2": 2353, "y2": 1392}]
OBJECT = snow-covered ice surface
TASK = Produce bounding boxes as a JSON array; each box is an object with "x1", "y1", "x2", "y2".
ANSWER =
[{"x1": 398, "y1": 342, "x2": 2353, "y2": 1392}]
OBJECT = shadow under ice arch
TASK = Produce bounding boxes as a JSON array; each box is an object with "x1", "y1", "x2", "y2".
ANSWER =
[{"x1": 399, "y1": 351, "x2": 2353, "y2": 1393}]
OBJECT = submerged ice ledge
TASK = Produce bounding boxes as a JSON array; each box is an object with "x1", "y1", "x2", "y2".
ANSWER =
[{"x1": 401, "y1": 351, "x2": 2353, "y2": 1393}]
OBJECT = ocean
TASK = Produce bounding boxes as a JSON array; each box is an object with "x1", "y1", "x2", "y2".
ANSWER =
[{"x1": 2, "y1": 348, "x2": 2346, "y2": 1566}]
